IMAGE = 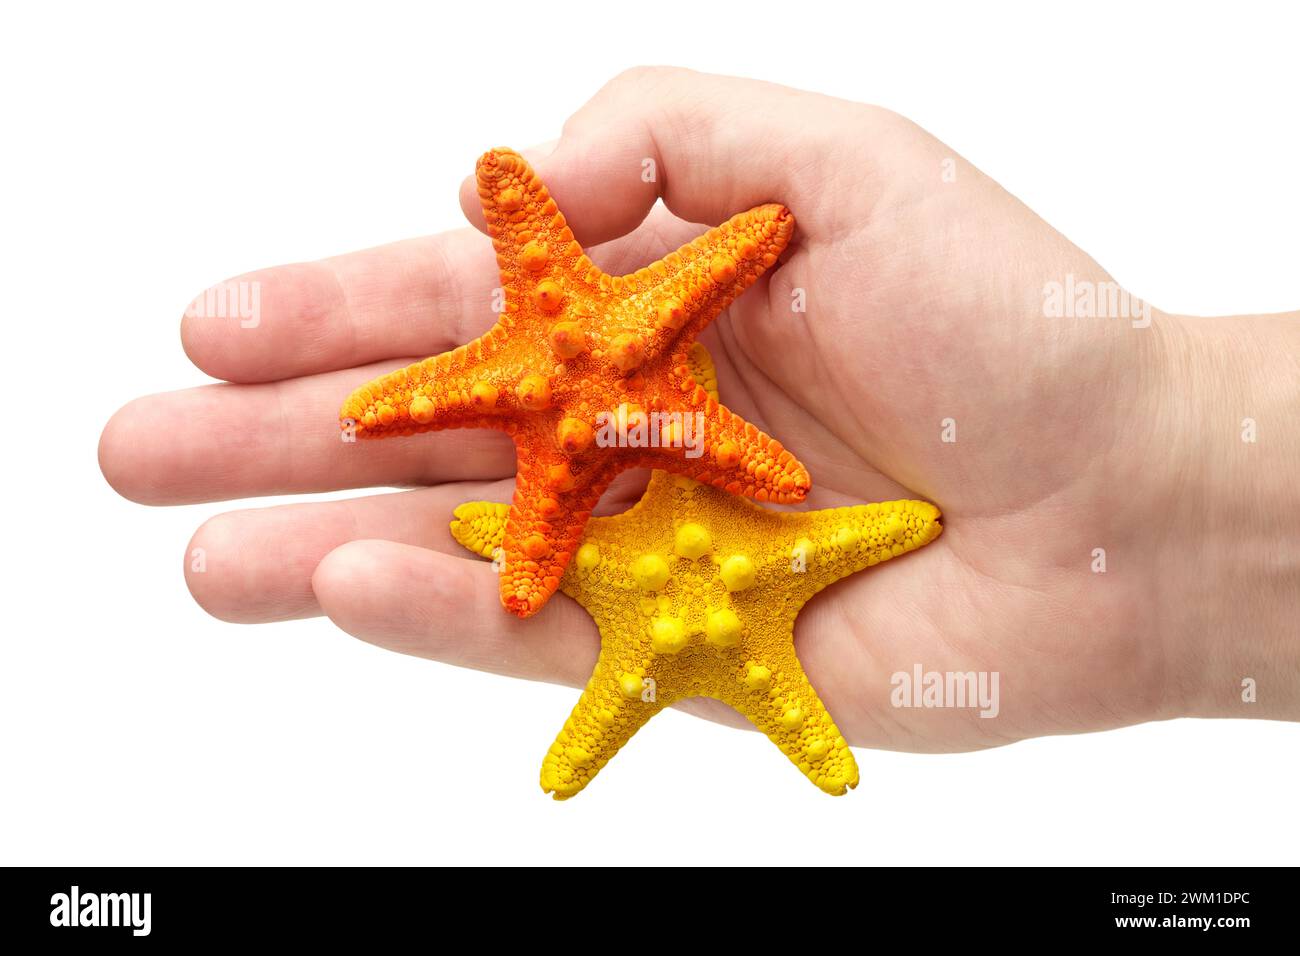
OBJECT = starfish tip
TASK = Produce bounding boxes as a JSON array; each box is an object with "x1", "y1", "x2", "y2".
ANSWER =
[
  {"x1": 762, "y1": 201, "x2": 794, "y2": 222},
  {"x1": 503, "y1": 592, "x2": 541, "y2": 619},
  {"x1": 476, "y1": 147, "x2": 526, "y2": 184},
  {"x1": 757, "y1": 202, "x2": 795, "y2": 244}
]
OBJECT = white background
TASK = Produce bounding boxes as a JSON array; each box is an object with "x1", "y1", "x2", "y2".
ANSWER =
[{"x1": 1, "y1": 1, "x2": 1296, "y2": 865}]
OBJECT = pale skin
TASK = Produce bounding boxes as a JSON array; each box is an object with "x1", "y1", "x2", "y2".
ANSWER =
[{"x1": 98, "y1": 67, "x2": 1300, "y2": 752}]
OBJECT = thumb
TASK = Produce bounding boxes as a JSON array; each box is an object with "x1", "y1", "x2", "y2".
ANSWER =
[{"x1": 460, "y1": 66, "x2": 840, "y2": 246}]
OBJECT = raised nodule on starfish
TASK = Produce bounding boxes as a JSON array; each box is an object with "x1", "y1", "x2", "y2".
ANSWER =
[
  {"x1": 450, "y1": 344, "x2": 943, "y2": 798},
  {"x1": 341, "y1": 148, "x2": 809, "y2": 617}
]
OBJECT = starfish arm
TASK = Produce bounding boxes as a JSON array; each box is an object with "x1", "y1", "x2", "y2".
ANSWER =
[
  {"x1": 497, "y1": 445, "x2": 620, "y2": 618},
  {"x1": 610, "y1": 204, "x2": 795, "y2": 357},
  {"x1": 449, "y1": 500, "x2": 669, "y2": 799},
  {"x1": 446, "y1": 429, "x2": 619, "y2": 618},
  {"x1": 451, "y1": 499, "x2": 646, "y2": 603},
  {"x1": 684, "y1": 340, "x2": 719, "y2": 402},
  {"x1": 449, "y1": 501, "x2": 509, "y2": 560},
  {"x1": 476, "y1": 148, "x2": 607, "y2": 311},
  {"x1": 615, "y1": 342, "x2": 809, "y2": 502},
  {"x1": 452, "y1": 495, "x2": 657, "y2": 589},
  {"x1": 714, "y1": 640, "x2": 860, "y2": 795},
  {"x1": 339, "y1": 335, "x2": 507, "y2": 438},
  {"x1": 631, "y1": 391, "x2": 812, "y2": 503},
  {"x1": 782, "y1": 500, "x2": 944, "y2": 604},
  {"x1": 540, "y1": 652, "x2": 667, "y2": 800}
]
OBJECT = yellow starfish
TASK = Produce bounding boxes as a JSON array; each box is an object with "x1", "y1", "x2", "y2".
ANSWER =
[
  {"x1": 340, "y1": 148, "x2": 809, "y2": 618},
  {"x1": 451, "y1": 345, "x2": 943, "y2": 798}
]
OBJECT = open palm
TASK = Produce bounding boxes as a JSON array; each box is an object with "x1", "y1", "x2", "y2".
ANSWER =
[{"x1": 100, "y1": 67, "x2": 1179, "y2": 754}]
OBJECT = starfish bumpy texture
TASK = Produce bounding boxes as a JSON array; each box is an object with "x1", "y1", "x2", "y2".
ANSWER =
[
  {"x1": 340, "y1": 148, "x2": 810, "y2": 617},
  {"x1": 451, "y1": 345, "x2": 943, "y2": 798}
]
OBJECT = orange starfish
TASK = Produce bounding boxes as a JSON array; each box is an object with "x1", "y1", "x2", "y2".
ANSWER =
[{"x1": 340, "y1": 148, "x2": 811, "y2": 616}]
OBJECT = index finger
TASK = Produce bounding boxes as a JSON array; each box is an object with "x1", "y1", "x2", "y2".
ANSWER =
[{"x1": 180, "y1": 229, "x2": 499, "y2": 385}]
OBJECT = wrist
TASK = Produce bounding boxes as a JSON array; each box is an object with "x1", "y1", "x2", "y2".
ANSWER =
[{"x1": 1147, "y1": 310, "x2": 1300, "y2": 720}]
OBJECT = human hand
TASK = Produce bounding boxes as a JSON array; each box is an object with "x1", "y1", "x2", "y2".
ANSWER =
[{"x1": 99, "y1": 67, "x2": 1300, "y2": 752}]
